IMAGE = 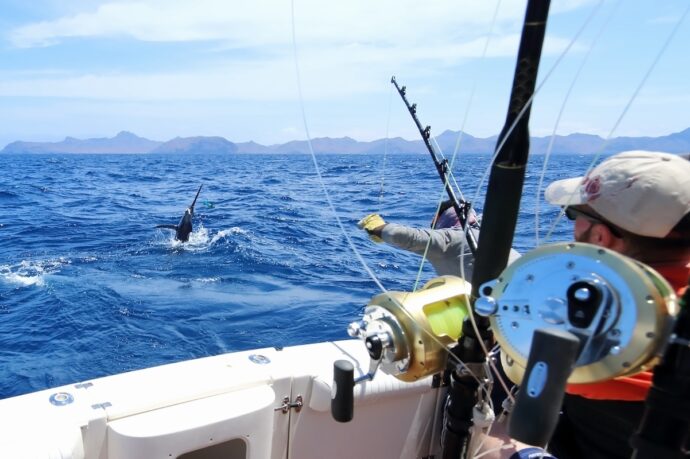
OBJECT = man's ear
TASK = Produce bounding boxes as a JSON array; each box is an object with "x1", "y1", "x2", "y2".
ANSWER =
[{"x1": 591, "y1": 223, "x2": 625, "y2": 251}]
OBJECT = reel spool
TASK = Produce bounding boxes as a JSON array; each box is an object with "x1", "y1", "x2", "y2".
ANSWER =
[
  {"x1": 347, "y1": 275, "x2": 472, "y2": 382},
  {"x1": 475, "y1": 242, "x2": 678, "y2": 385}
]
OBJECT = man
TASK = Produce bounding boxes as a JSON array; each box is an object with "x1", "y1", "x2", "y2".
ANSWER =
[
  {"x1": 543, "y1": 150, "x2": 690, "y2": 459},
  {"x1": 359, "y1": 201, "x2": 519, "y2": 280}
]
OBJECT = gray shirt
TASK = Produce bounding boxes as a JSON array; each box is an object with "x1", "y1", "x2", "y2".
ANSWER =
[{"x1": 381, "y1": 223, "x2": 520, "y2": 279}]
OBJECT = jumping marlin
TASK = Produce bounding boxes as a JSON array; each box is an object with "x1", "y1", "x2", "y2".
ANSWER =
[{"x1": 156, "y1": 185, "x2": 203, "y2": 242}]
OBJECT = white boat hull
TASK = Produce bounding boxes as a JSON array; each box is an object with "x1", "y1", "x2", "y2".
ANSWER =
[{"x1": 0, "y1": 339, "x2": 444, "y2": 459}]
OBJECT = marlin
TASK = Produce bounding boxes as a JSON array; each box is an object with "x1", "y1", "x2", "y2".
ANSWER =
[{"x1": 156, "y1": 184, "x2": 203, "y2": 242}]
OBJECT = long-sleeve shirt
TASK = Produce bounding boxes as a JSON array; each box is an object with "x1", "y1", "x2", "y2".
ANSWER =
[{"x1": 380, "y1": 223, "x2": 520, "y2": 279}]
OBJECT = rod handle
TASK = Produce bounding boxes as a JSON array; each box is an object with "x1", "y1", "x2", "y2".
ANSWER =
[
  {"x1": 508, "y1": 328, "x2": 580, "y2": 447},
  {"x1": 331, "y1": 360, "x2": 355, "y2": 422}
]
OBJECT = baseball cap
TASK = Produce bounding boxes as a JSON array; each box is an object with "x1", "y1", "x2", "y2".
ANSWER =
[
  {"x1": 544, "y1": 151, "x2": 690, "y2": 238},
  {"x1": 434, "y1": 206, "x2": 461, "y2": 229}
]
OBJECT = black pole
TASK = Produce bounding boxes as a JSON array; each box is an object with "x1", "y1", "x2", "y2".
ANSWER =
[
  {"x1": 390, "y1": 76, "x2": 478, "y2": 255},
  {"x1": 440, "y1": 1, "x2": 551, "y2": 458},
  {"x1": 470, "y1": 0, "x2": 551, "y2": 298},
  {"x1": 631, "y1": 285, "x2": 690, "y2": 458}
]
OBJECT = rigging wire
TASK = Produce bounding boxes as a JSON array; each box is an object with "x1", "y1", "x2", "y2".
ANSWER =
[
  {"x1": 541, "y1": 1, "x2": 690, "y2": 244},
  {"x1": 386, "y1": 0, "x2": 514, "y2": 405},
  {"x1": 534, "y1": 0, "x2": 609, "y2": 247},
  {"x1": 447, "y1": 0, "x2": 504, "y2": 177},
  {"x1": 469, "y1": 4, "x2": 688, "y2": 453},
  {"x1": 441, "y1": 0, "x2": 612, "y2": 425},
  {"x1": 290, "y1": 1, "x2": 688, "y2": 457},
  {"x1": 291, "y1": 1, "x2": 689, "y2": 445},
  {"x1": 469, "y1": 0, "x2": 603, "y2": 216},
  {"x1": 376, "y1": 86, "x2": 394, "y2": 215},
  {"x1": 289, "y1": 0, "x2": 386, "y2": 294},
  {"x1": 467, "y1": 2, "x2": 690, "y2": 446},
  {"x1": 289, "y1": 0, "x2": 483, "y2": 384},
  {"x1": 410, "y1": 0, "x2": 502, "y2": 294}
]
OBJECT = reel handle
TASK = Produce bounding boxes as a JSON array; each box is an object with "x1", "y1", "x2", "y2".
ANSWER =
[
  {"x1": 331, "y1": 360, "x2": 355, "y2": 422},
  {"x1": 508, "y1": 328, "x2": 581, "y2": 447}
]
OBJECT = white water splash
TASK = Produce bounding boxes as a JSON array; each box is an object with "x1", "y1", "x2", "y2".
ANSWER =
[
  {"x1": 211, "y1": 227, "x2": 246, "y2": 244},
  {"x1": 196, "y1": 276, "x2": 221, "y2": 283},
  {"x1": 0, "y1": 257, "x2": 71, "y2": 287},
  {"x1": 162, "y1": 225, "x2": 244, "y2": 252}
]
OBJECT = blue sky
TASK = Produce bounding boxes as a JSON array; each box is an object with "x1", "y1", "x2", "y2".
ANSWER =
[{"x1": 0, "y1": 0, "x2": 688, "y2": 147}]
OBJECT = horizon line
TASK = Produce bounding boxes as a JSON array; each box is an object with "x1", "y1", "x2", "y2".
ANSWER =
[{"x1": 5, "y1": 125, "x2": 690, "y2": 150}]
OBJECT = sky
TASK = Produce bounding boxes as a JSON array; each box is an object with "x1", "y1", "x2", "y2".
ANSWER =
[{"x1": 0, "y1": 0, "x2": 689, "y2": 147}]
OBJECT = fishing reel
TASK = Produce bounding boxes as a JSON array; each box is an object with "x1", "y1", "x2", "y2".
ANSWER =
[
  {"x1": 331, "y1": 275, "x2": 472, "y2": 422},
  {"x1": 473, "y1": 242, "x2": 678, "y2": 446}
]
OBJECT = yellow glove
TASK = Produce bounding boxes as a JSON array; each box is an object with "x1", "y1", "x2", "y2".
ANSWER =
[{"x1": 357, "y1": 213, "x2": 386, "y2": 243}]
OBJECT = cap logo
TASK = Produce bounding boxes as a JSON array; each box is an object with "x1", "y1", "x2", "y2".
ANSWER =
[{"x1": 582, "y1": 176, "x2": 601, "y2": 202}]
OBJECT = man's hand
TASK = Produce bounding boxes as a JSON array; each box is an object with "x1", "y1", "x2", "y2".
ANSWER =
[{"x1": 358, "y1": 213, "x2": 386, "y2": 242}]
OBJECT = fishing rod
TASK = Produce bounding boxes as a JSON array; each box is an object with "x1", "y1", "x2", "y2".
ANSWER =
[
  {"x1": 440, "y1": 1, "x2": 552, "y2": 458},
  {"x1": 390, "y1": 76, "x2": 478, "y2": 256}
]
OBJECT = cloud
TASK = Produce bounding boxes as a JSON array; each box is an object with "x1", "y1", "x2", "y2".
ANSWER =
[
  {"x1": 2, "y1": 0, "x2": 581, "y2": 104},
  {"x1": 2, "y1": 0, "x2": 619, "y2": 144},
  {"x1": 0, "y1": 30, "x2": 576, "y2": 103},
  {"x1": 9, "y1": 0, "x2": 534, "y2": 49}
]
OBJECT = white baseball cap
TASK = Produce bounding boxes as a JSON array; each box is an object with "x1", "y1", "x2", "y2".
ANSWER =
[{"x1": 545, "y1": 151, "x2": 690, "y2": 238}]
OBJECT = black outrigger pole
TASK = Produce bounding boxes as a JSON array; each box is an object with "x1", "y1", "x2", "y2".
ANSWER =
[
  {"x1": 390, "y1": 76, "x2": 478, "y2": 256},
  {"x1": 441, "y1": 1, "x2": 551, "y2": 458}
]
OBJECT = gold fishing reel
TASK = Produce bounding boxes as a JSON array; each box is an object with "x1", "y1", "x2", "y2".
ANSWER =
[
  {"x1": 348, "y1": 275, "x2": 472, "y2": 382},
  {"x1": 474, "y1": 242, "x2": 678, "y2": 385}
]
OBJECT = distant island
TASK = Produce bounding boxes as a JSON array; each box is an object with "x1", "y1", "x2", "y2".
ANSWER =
[
  {"x1": 2, "y1": 128, "x2": 690, "y2": 155},
  {"x1": 1, "y1": 131, "x2": 237, "y2": 155}
]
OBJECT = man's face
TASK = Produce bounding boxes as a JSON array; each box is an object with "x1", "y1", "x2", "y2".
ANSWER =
[{"x1": 574, "y1": 217, "x2": 595, "y2": 244}]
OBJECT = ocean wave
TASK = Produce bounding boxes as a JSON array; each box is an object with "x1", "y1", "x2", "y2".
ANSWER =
[
  {"x1": 0, "y1": 257, "x2": 71, "y2": 287},
  {"x1": 1, "y1": 152, "x2": 578, "y2": 398},
  {"x1": 0, "y1": 190, "x2": 19, "y2": 199}
]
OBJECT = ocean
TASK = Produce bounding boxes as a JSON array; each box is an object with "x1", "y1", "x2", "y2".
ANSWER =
[{"x1": 0, "y1": 152, "x2": 580, "y2": 399}]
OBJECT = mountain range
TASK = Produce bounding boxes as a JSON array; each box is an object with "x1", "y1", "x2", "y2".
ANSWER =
[{"x1": 2, "y1": 128, "x2": 690, "y2": 155}]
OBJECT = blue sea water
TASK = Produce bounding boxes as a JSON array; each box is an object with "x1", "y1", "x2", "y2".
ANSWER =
[{"x1": 0, "y1": 152, "x2": 582, "y2": 399}]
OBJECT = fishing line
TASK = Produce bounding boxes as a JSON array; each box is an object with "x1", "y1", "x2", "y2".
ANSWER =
[
  {"x1": 431, "y1": 136, "x2": 468, "y2": 201},
  {"x1": 409, "y1": 0, "x2": 500, "y2": 293},
  {"x1": 376, "y1": 85, "x2": 394, "y2": 215},
  {"x1": 439, "y1": 0, "x2": 609, "y2": 419},
  {"x1": 469, "y1": 0, "x2": 604, "y2": 216},
  {"x1": 407, "y1": 0, "x2": 520, "y2": 414},
  {"x1": 410, "y1": 0, "x2": 502, "y2": 294},
  {"x1": 446, "y1": 0, "x2": 504, "y2": 171},
  {"x1": 424, "y1": 0, "x2": 509, "y2": 402},
  {"x1": 289, "y1": 1, "x2": 385, "y2": 293},
  {"x1": 290, "y1": 0, "x2": 483, "y2": 382},
  {"x1": 402, "y1": 3, "x2": 516, "y2": 417},
  {"x1": 534, "y1": 0, "x2": 610, "y2": 247},
  {"x1": 467, "y1": 6, "x2": 688, "y2": 451},
  {"x1": 541, "y1": 1, "x2": 690, "y2": 244}
]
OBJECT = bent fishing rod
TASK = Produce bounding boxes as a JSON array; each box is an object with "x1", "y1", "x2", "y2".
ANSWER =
[
  {"x1": 440, "y1": 0, "x2": 552, "y2": 458},
  {"x1": 390, "y1": 76, "x2": 478, "y2": 256}
]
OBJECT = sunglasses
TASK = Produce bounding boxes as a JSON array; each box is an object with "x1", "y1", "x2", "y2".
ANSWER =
[{"x1": 564, "y1": 207, "x2": 623, "y2": 238}]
